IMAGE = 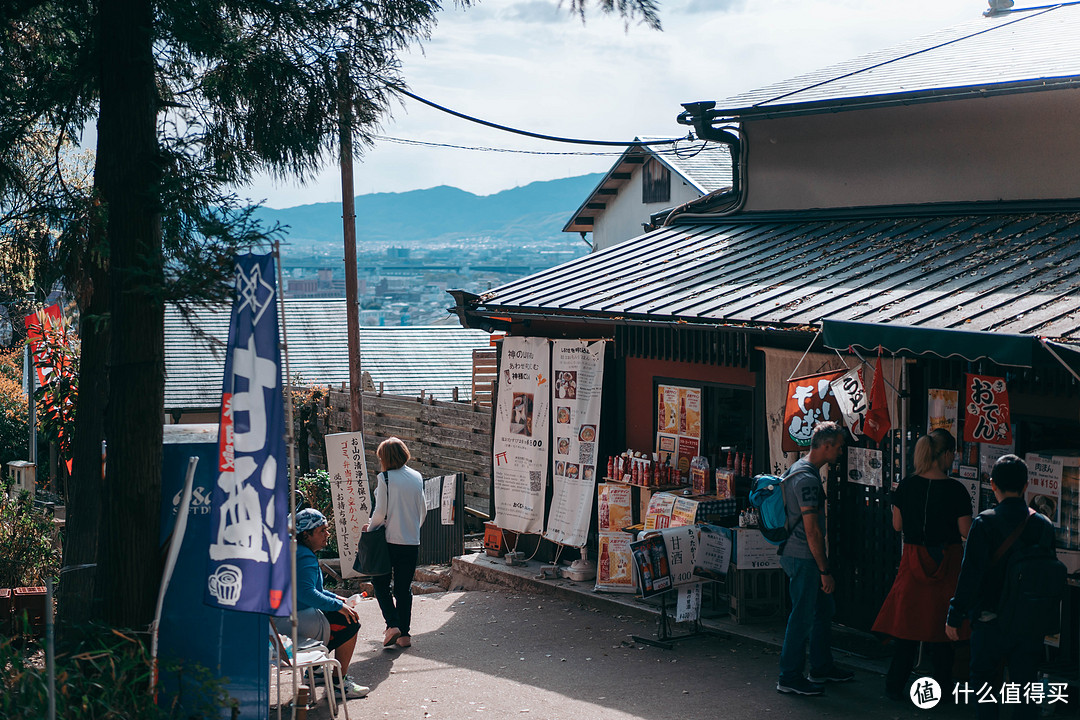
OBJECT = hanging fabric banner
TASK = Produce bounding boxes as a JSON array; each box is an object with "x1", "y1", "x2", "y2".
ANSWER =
[
  {"x1": 325, "y1": 431, "x2": 372, "y2": 580},
  {"x1": 205, "y1": 253, "x2": 291, "y2": 615},
  {"x1": 782, "y1": 369, "x2": 845, "y2": 452},
  {"x1": 493, "y1": 336, "x2": 550, "y2": 534},
  {"x1": 830, "y1": 367, "x2": 866, "y2": 439},
  {"x1": 863, "y1": 353, "x2": 892, "y2": 443},
  {"x1": 545, "y1": 340, "x2": 605, "y2": 547},
  {"x1": 963, "y1": 373, "x2": 1013, "y2": 445}
]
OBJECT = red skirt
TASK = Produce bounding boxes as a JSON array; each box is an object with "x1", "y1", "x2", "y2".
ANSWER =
[{"x1": 872, "y1": 543, "x2": 970, "y2": 643}]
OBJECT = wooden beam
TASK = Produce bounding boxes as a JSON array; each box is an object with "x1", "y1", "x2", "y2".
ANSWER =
[{"x1": 586, "y1": 202, "x2": 606, "y2": 210}]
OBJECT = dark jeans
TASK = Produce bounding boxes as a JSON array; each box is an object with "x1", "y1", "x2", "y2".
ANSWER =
[
  {"x1": 778, "y1": 555, "x2": 836, "y2": 682},
  {"x1": 969, "y1": 618, "x2": 1042, "y2": 720},
  {"x1": 885, "y1": 639, "x2": 955, "y2": 697},
  {"x1": 372, "y1": 543, "x2": 419, "y2": 636}
]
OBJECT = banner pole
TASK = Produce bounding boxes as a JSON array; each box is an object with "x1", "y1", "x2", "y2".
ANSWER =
[{"x1": 275, "y1": 242, "x2": 299, "y2": 720}]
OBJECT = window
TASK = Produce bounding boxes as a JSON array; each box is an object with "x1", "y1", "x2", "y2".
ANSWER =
[{"x1": 642, "y1": 158, "x2": 671, "y2": 204}]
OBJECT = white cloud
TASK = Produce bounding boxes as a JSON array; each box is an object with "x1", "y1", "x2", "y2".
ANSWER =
[{"x1": 241, "y1": 0, "x2": 986, "y2": 208}]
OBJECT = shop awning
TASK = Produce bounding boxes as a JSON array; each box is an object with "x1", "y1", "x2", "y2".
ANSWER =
[{"x1": 821, "y1": 319, "x2": 1036, "y2": 367}]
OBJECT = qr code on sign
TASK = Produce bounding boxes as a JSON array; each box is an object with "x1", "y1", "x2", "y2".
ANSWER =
[
  {"x1": 529, "y1": 471, "x2": 542, "y2": 492},
  {"x1": 578, "y1": 443, "x2": 595, "y2": 464}
]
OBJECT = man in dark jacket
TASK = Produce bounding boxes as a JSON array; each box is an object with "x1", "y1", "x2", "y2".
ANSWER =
[{"x1": 946, "y1": 454, "x2": 1057, "y2": 719}]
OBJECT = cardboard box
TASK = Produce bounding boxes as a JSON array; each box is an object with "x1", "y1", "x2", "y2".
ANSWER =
[{"x1": 731, "y1": 527, "x2": 780, "y2": 570}]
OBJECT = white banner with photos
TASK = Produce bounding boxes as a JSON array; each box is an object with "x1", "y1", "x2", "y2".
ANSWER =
[
  {"x1": 493, "y1": 337, "x2": 550, "y2": 534},
  {"x1": 545, "y1": 340, "x2": 605, "y2": 547}
]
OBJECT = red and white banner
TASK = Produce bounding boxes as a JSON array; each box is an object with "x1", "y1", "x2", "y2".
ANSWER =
[
  {"x1": 963, "y1": 373, "x2": 1012, "y2": 445},
  {"x1": 783, "y1": 370, "x2": 844, "y2": 452}
]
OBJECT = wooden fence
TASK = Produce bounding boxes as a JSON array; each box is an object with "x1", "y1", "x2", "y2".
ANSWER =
[{"x1": 300, "y1": 387, "x2": 492, "y2": 517}]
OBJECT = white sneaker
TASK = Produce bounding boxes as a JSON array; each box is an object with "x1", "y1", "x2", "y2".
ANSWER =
[{"x1": 335, "y1": 676, "x2": 370, "y2": 700}]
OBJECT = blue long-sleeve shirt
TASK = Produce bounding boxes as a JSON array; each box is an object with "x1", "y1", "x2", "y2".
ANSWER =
[
  {"x1": 946, "y1": 496, "x2": 1056, "y2": 628},
  {"x1": 296, "y1": 543, "x2": 343, "y2": 612}
]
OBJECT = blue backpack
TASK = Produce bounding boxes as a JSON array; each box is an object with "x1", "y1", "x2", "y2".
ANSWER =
[{"x1": 749, "y1": 473, "x2": 791, "y2": 545}]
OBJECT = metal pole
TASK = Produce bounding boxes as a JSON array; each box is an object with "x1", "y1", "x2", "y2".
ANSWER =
[
  {"x1": 338, "y1": 51, "x2": 363, "y2": 434},
  {"x1": 45, "y1": 576, "x2": 55, "y2": 720},
  {"x1": 26, "y1": 343, "x2": 37, "y2": 465}
]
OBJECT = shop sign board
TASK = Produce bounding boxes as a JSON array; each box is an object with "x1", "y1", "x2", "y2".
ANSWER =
[
  {"x1": 783, "y1": 370, "x2": 844, "y2": 452},
  {"x1": 731, "y1": 527, "x2": 780, "y2": 570},
  {"x1": 493, "y1": 337, "x2": 550, "y2": 534},
  {"x1": 1025, "y1": 453, "x2": 1064, "y2": 525},
  {"x1": 963, "y1": 374, "x2": 1012, "y2": 445},
  {"x1": 325, "y1": 431, "x2": 372, "y2": 580},
  {"x1": 595, "y1": 531, "x2": 635, "y2": 593},
  {"x1": 545, "y1": 340, "x2": 605, "y2": 547},
  {"x1": 846, "y1": 447, "x2": 883, "y2": 488}
]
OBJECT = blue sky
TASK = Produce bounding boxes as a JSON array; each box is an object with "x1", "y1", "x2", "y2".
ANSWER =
[{"x1": 241, "y1": 0, "x2": 990, "y2": 209}]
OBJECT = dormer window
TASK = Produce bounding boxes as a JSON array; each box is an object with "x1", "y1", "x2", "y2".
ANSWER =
[{"x1": 642, "y1": 158, "x2": 671, "y2": 204}]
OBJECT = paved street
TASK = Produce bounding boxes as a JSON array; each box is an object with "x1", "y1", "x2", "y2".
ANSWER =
[{"x1": 282, "y1": 588, "x2": 978, "y2": 720}]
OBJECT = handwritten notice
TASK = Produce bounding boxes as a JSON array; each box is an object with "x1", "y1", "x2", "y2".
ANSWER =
[
  {"x1": 325, "y1": 431, "x2": 372, "y2": 580},
  {"x1": 441, "y1": 474, "x2": 456, "y2": 525},
  {"x1": 693, "y1": 525, "x2": 732, "y2": 580},
  {"x1": 424, "y1": 477, "x2": 440, "y2": 511}
]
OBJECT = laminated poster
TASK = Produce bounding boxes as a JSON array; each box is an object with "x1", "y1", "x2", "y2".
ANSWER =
[
  {"x1": 324, "y1": 432, "x2": 373, "y2": 580},
  {"x1": 597, "y1": 483, "x2": 633, "y2": 532},
  {"x1": 675, "y1": 583, "x2": 703, "y2": 623},
  {"x1": 670, "y1": 497, "x2": 699, "y2": 527},
  {"x1": 1025, "y1": 453, "x2": 1063, "y2": 525},
  {"x1": 594, "y1": 531, "x2": 635, "y2": 593},
  {"x1": 693, "y1": 525, "x2": 732, "y2": 581},
  {"x1": 846, "y1": 447, "x2": 883, "y2": 488},
  {"x1": 441, "y1": 474, "x2": 456, "y2": 526},
  {"x1": 644, "y1": 493, "x2": 677, "y2": 530},
  {"x1": 656, "y1": 384, "x2": 701, "y2": 479},
  {"x1": 545, "y1": 340, "x2": 606, "y2": 547},
  {"x1": 493, "y1": 337, "x2": 550, "y2": 534},
  {"x1": 424, "y1": 477, "x2": 440, "y2": 511},
  {"x1": 630, "y1": 533, "x2": 672, "y2": 598}
]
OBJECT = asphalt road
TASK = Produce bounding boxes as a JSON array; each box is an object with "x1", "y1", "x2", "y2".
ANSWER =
[{"x1": 279, "y1": 589, "x2": 988, "y2": 720}]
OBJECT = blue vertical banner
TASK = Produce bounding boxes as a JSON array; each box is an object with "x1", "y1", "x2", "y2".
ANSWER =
[{"x1": 205, "y1": 253, "x2": 291, "y2": 616}]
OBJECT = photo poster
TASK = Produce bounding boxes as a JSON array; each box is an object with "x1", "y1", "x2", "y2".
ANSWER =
[
  {"x1": 928, "y1": 388, "x2": 961, "y2": 473},
  {"x1": 325, "y1": 431, "x2": 372, "y2": 580},
  {"x1": 595, "y1": 531, "x2": 635, "y2": 593},
  {"x1": 545, "y1": 340, "x2": 606, "y2": 547},
  {"x1": 493, "y1": 336, "x2": 551, "y2": 534},
  {"x1": 597, "y1": 483, "x2": 633, "y2": 532},
  {"x1": 1025, "y1": 453, "x2": 1063, "y2": 525},
  {"x1": 846, "y1": 447, "x2": 883, "y2": 488},
  {"x1": 656, "y1": 384, "x2": 702, "y2": 479},
  {"x1": 693, "y1": 524, "x2": 733, "y2": 581}
]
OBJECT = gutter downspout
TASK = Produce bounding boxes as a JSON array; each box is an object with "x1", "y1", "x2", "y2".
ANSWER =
[{"x1": 667, "y1": 101, "x2": 746, "y2": 225}]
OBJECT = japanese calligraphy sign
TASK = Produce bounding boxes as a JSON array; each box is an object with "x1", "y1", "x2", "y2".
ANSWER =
[
  {"x1": 963, "y1": 373, "x2": 1012, "y2": 445},
  {"x1": 325, "y1": 431, "x2": 372, "y2": 580},
  {"x1": 206, "y1": 253, "x2": 290, "y2": 616},
  {"x1": 830, "y1": 367, "x2": 867, "y2": 439},
  {"x1": 545, "y1": 340, "x2": 605, "y2": 547},
  {"x1": 782, "y1": 370, "x2": 844, "y2": 452},
  {"x1": 493, "y1": 337, "x2": 550, "y2": 534}
]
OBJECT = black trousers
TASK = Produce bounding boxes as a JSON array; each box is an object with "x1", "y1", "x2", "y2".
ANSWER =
[{"x1": 372, "y1": 543, "x2": 419, "y2": 636}]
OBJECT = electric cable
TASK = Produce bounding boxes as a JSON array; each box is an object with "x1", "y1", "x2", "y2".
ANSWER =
[
  {"x1": 373, "y1": 134, "x2": 728, "y2": 158},
  {"x1": 397, "y1": 88, "x2": 691, "y2": 147}
]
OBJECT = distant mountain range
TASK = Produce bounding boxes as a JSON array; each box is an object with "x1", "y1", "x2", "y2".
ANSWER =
[{"x1": 254, "y1": 173, "x2": 604, "y2": 248}]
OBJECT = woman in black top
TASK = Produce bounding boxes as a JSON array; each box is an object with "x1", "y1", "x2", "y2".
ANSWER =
[{"x1": 872, "y1": 429, "x2": 972, "y2": 700}]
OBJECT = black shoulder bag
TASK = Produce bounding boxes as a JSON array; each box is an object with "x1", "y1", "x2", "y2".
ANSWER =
[{"x1": 354, "y1": 472, "x2": 392, "y2": 576}]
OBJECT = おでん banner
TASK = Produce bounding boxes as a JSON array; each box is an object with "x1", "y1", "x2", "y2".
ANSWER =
[
  {"x1": 545, "y1": 340, "x2": 605, "y2": 547},
  {"x1": 325, "y1": 432, "x2": 373, "y2": 579},
  {"x1": 493, "y1": 337, "x2": 550, "y2": 534},
  {"x1": 205, "y1": 253, "x2": 291, "y2": 616}
]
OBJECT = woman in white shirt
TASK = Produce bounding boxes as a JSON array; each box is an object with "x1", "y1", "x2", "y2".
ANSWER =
[{"x1": 364, "y1": 437, "x2": 426, "y2": 648}]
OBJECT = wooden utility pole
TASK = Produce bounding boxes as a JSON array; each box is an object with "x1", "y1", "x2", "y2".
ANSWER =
[{"x1": 338, "y1": 52, "x2": 363, "y2": 432}]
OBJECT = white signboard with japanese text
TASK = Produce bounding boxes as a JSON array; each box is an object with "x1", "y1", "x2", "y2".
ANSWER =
[
  {"x1": 325, "y1": 431, "x2": 372, "y2": 580},
  {"x1": 1025, "y1": 453, "x2": 1064, "y2": 525},
  {"x1": 493, "y1": 337, "x2": 550, "y2": 534},
  {"x1": 830, "y1": 367, "x2": 866, "y2": 439},
  {"x1": 545, "y1": 340, "x2": 605, "y2": 547}
]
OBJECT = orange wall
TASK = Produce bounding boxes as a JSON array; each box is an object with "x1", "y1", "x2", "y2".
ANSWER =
[{"x1": 624, "y1": 356, "x2": 755, "y2": 451}]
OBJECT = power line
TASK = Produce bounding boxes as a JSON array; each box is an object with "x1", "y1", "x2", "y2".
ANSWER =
[
  {"x1": 373, "y1": 134, "x2": 728, "y2": 158},
  {"x1": 397, "y1": 88, "x2": 692, "y2": 147}
]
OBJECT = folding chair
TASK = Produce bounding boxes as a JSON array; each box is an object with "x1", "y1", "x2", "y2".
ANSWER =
[{"x1": 270, "y1": 627, "x2": 351, "y2": 720}]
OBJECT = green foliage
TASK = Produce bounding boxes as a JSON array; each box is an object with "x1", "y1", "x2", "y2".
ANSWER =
[
  {"x1": 29, "y1": 316, "x2": 79, "y2": 467},
  {"x1": 298, "y1": 468, "x2": 337, "y2": 556},
  {"x1": 0, "y1": 347, "x2": 29, "y2": 467},
  {"x1": 0, "y1": 491, "x2": 60, "y2": 588},
  {"x1": 0, "y1": 625, "x2": 234, "y2": 720}
]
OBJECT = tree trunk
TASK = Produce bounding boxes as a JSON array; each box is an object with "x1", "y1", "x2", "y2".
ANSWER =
[
  {"x1": 95, "y1": 0, "x2": 164, "y2": 629},
  {"x1": 58, "y1": 247, "x2": 108, "y2": 630}
]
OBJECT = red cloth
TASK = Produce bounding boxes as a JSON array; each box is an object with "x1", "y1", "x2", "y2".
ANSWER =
[
  {"x1": 873, "y1": 543, "x2": 970, "y2": 643},
  {"x1": 863, "y1": 353, "x2": 891, "y2": 442}
]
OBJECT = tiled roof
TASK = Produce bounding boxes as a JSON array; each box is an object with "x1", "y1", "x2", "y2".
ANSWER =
[
  {"x1": 164, "y1": 299, "x2": 492, "y2": 410},
  {"x1": 716, "y1": 4, "x2": 1080, "y2": 118},
  {"x1": 472, "y1": 207, "x2": 1080, "y2": 342}
]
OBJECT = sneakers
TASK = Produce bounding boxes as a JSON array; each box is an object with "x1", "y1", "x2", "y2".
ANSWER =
[
  {"x1": 334, "y1": 676, "x2": 370, "y2": 700},
  {"x1": 383, "y1": 627, "x2": 402, "y2": 647},
  {"x1": 808, "y1": 666, "x2": 855, "y2": 683},
  {"x1": 777, "y1": 677, "x2": 825, "y2": 696},
  {"x1": 395, "y1": 635, "x2": 411, "y2": 648}
]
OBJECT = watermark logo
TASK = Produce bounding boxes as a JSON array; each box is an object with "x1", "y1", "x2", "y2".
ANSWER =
[{"x1": 911, "y1": 677, "x2": 942, "y2": 709}]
